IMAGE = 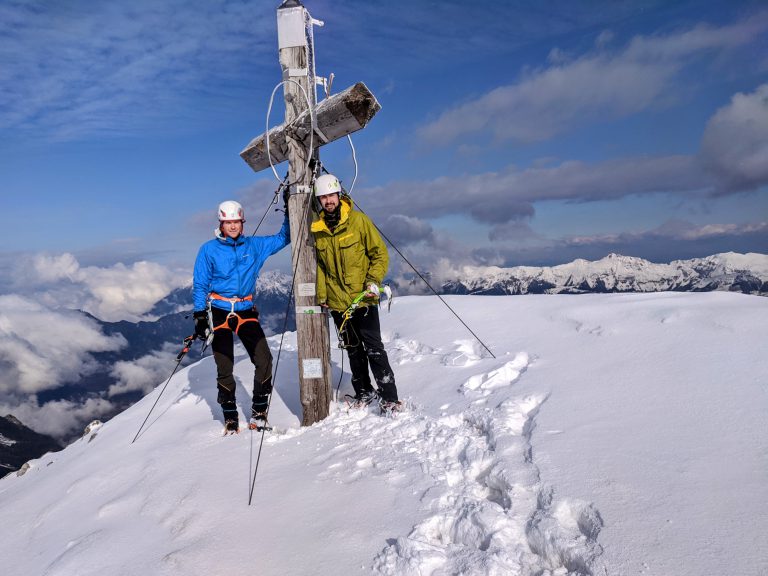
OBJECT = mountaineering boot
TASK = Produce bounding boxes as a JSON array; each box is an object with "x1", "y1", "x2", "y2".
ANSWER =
[
  {"x1": 251, "y1": 394, "x2": 269, "y2": 417},
  {"x1": 248, "y1": 410, "x2": 272, "y2": 432},
  {"x1": 222, "y1": 400, "x2": 239, "y2": 435},
  {"x1": 249, "y1": 393, "x2": 272, "y2": 431},
  {"x1": 344, "y1": 389, "x2": 379, "y2": 409},
  {"x1": 358, "y1": 389, "x2": 378, "y2": 406},
  {"x1": 379, "y1": 399, "x2": 403, "y2": 416}
]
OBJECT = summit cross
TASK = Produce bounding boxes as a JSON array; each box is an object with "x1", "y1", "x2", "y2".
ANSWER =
[{"x1": 240, "y1": 0, "x2": 381, "y2": 425}]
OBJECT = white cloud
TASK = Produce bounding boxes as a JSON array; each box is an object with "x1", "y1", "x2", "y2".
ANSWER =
[
  {"x1": 0, "y1": 396, "x2": 116, "y2": 440},
  {"x1": 489, "y1": 221, "x2": 539, "y2": 242},
  {"x1": 420, "y1": 56, "x2": 676, "y2": 144},
  {"x1": 700, "y1": 84, "x2": 768, "y2": 192},
  {"x1": 380, "y1": 214, "x2": 434, "y2": 244},
  {"x1": 363, "y1": 77, "x2": 768, "y2": 229},
  {"x1": 418, "y1": 13, "x2": 768, "y2": 145},
  {"x1": 395, "y1": 217, "x2": 768, "y2": 280},
  {"x1": 0, "y1": 295, "x2": 126, "y2": 396},
  {"x1": 648, "y1": 219, "x2": 768, "y2": 241},
  {"x1": 540, "y1": 219, "x2": 768, "y2": 248},
  {"x1": 9, "y1": 253, "x2": 190, "y2": 322},
  {"x1": 361, "y1": 155, "x2": 705, "y2": 228},
  {"x1": 31, "y1": 253, "x2": 80, "y2": 283},
  {"x1": 464, "y1": 218, "x2": 768, "y2": 268},
  {"x1": 79, "y1": 261, "x2": 189, "y2": 322},
  {"x1": 595, "y1": 30, "x2": 614, "y2": 49},
  {"x1": 549, "y1": 219, "x2": 768, "y2": 262},
  {"x1": 108, "y1": 345, "x2": 180, "y2": 397},
  {"x1": 0, "y1": 253, "x2": 190, "y2": 440}
]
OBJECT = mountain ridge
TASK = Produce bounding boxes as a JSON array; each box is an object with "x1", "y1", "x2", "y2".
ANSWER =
[
  {"x1": 438, "y1": 252, "x2": 768, "y2": 295},
  {"x1": 0, "y1": 415, "x2": 61, "y2": 477}
]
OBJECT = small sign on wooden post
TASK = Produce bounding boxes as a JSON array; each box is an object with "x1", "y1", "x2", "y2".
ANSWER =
[{"x1": 240, "y1": 0, "x2": 381, "y2": 425}]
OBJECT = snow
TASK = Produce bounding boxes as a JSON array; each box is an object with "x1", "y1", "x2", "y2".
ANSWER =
[
  {"x1": 686, "y1": 251, "x2": 768, "y2": 276},
  {"x1": 0, "y1": 433, "x2": 16, "y2": 447},
  {"x1": 1, "y1": 292, "x2": 767, "y2": 575}
]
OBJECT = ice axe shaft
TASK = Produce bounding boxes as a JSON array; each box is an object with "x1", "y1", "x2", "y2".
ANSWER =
[{"x1": 131, "y1": 334, "x2": 197, "y2": 444}]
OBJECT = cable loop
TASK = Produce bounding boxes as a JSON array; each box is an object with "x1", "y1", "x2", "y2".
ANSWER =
[
  {"x1": 266, "y1": 79, "x2": 316, "y2": 186},
  {"x1": 322, "y1": 78, "x2": 358, "y2": 195}
]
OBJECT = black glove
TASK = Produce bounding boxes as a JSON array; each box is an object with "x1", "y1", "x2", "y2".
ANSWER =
[
  {"x1": 282, "y1": 186, "x2": 291, "y2": 216},
  {"x1": 193, "y1": 310, "x2": 210, "y2": 340}
]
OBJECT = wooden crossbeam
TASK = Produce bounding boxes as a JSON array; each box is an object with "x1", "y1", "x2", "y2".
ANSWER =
[{"x1": 240, "y1": 82, "x2": 381, "y2": 172}]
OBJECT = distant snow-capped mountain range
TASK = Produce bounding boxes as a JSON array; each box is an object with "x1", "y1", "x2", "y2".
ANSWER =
[{"x1": 439, "y1": 252, "x2": 768, "y2": 296}]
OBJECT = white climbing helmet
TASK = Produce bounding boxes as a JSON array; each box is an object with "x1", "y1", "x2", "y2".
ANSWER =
[
  {"x1": 218, "y1": 200, "x2": 245, "y2": 222},
  {"x1": 314, "y1": 174, "x2": 342, "y2": 197}
]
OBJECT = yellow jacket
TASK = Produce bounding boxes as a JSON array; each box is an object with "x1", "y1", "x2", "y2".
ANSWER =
[{"x1": 311, "y1": 197, "x2": 388, "y2": 312}]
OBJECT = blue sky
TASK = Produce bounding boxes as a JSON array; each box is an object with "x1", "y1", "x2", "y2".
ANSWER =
[{"x1": 1, "y1": 0, "x2": 767, "y2": 279}]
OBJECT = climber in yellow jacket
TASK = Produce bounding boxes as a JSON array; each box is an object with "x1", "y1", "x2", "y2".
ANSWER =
[{"x1": 310, "y1": 174, "x2": 400, "y2": 413}]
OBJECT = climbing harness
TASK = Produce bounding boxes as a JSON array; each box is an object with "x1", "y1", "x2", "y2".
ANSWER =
[{"x1": 208, "y1": 293, "x2": 260, "y2": 333}]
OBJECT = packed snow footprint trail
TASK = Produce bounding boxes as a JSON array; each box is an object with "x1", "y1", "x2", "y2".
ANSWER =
[{"x1": 313, "y1": 340, "x2": 604, "y2": 575}]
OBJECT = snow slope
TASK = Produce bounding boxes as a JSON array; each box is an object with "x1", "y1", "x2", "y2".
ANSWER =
[{"x1": 1, "y1": 293, "x2": 766, "y2": 575}]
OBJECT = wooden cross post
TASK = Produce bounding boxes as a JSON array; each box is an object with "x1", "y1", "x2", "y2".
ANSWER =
[{"x1": 240, "y1": 0, "x2": 381, "y2": 426}]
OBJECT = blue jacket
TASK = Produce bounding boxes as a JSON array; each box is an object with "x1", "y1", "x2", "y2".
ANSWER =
[{"x1": 193, "y1": 217, "x2": 290, "y2": 312}]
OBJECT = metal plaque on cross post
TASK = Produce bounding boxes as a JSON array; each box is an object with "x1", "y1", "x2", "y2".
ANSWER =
[{"x1": 240, "y1": 0, "x2": 382, "y2": 426}]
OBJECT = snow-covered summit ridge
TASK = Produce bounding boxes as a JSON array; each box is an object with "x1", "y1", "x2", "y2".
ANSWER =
[{"x1": 441, "y1": 252, "x2": 768, "y2": 295}]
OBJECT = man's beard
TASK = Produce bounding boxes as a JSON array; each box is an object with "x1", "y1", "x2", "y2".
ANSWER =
[{"x1": 324, "y1": 203, "x2": 342, "y2": 229}]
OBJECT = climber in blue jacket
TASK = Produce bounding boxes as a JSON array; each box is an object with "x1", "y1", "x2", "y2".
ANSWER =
[{"x1": 192, "y1": 200, "x2": 290, "y2": 433}]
